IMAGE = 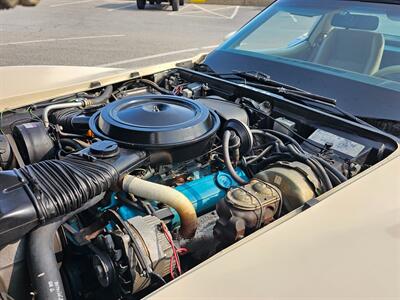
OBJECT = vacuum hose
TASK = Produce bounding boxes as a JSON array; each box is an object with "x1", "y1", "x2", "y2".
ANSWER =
[
  {"x1": 122, "y1": 175, "x2": 198, "y2": 238},
  {"x1": 222, "y1": 130, "x2": 248, "y2": 185}
]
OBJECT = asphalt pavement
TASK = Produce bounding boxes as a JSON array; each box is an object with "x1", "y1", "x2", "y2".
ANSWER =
[{"x1": 0, "y1": 0, "x2": 263, "y2": 68}]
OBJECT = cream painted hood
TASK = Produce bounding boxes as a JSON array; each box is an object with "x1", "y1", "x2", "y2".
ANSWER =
[
  {"x1": 0, "y1": 65, "x2": 126, "y2": 111},
  {"x1": 0, "y1": 55, "x2": 204, "y2": 111}
]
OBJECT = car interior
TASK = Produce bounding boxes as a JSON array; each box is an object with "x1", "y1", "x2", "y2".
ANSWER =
[
  {"x1": 238, "y1": 11, "x2": 400, "y2": 82},
  {"x1": 312, "y1": 14, "x2": 384, "y2": 75}
]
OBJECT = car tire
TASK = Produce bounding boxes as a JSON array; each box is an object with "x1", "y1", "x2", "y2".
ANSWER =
[
  {"x1": 171, "y1": 0, "x2": 178, "y2": 11},
  {"x1": 137, "y1": 0, "x2": 146, "y2": 9},
  {"x1": 179, "y1": 0, "x2": 184, "y2": 5},
  {"x1": 20, "y1": 0, "x2": 39, "y2": 6},
  {"x1": 0, "y1": 0, "x2": 18, "y2": 9}
]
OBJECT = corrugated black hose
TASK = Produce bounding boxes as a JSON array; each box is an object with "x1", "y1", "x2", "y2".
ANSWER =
[
  {"x1": 18, "y1": 157, "x2": 118, "y2": 221},
  {"x1": 19, "y1": 157, "x2": 118, "y2": 300}
]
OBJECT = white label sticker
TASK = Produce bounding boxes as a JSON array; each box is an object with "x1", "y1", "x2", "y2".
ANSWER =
[
  {"x1": 308, "y1": 129, "x2": 365, "y2": 157},
  {"x1": 274, "y1": 175, "x2": 282, "y2": 185},
  {"x1": 23, "y1": 123, "x2": 37, "y2": 128}
]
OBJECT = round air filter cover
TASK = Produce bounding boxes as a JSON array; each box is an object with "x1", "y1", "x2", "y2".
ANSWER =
[{"x1": 89, "y1": 95, "x2": 220, "y2": 162}]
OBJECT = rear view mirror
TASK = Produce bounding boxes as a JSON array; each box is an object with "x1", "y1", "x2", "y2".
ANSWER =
[{"x1": 331, "y1": 13, "x2": 379, "y2": 30}]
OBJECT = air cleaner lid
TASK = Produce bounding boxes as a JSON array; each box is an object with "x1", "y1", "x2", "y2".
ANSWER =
[{"x1": 89, "y1": 95, "x2": 220, "y2": 149}]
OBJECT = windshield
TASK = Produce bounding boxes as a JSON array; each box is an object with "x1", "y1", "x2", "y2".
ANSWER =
[{"x1": 221, "y1": 0, "x2": 400, "y2": 89}]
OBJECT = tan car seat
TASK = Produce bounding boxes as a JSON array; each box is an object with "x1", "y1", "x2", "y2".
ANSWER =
[{"x1": 313, "y1": 28, "x2": 384, "y2": 75}]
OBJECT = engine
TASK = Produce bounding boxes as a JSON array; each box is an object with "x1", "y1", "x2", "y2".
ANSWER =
[{"x1": 0, "y1": 68, "x2": 395, "y2": 300}]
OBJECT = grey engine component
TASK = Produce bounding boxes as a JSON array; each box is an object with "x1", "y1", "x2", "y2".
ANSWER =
[
  {"x1": 94, "y1": 215, "x2": 174, "y2": 296},
  {"x1": 255, "y1": 161, "x2": 321, "y2": 211},
  {"x1": 199, "y1": 96, "x2": 249, "y2": 125},
  {"x1": 214, "y1": 179, "x2": 281, "y2": 244}
]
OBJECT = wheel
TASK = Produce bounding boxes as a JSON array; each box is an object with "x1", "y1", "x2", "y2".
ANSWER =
[
  {"x1": 170, "y1": 0, "x2": 178, "y2": 11},
  {"x1": 137, "y1": 0, "x2": 146, "y2": 9},
  {"x1": 179, "y1": 0, "x2": 184, "y2": 5},
  {"x1": 20, "y1": 0, "x2": 40, "y2": 6},
  {"x1": 0, "y1": 0, "x2": 18, "y2": 9},
  {"x1": 149, "y1": 0, "x2": 154, "y2": 4}
]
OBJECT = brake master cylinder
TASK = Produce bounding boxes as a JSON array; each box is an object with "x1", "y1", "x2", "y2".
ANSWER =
[{"x1": 214, "y1": 179, "x2": 281, "y2": 244}]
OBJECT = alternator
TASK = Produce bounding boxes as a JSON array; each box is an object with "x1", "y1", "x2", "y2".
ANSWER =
[{"x1": 93, "y1": 215, "x2": 174, "y2": 296}]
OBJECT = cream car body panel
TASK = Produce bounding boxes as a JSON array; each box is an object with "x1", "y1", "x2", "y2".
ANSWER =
[
  {"x1": 148, "y1": 151, "x2": 400, "y2": 299},
  {"x1": 0, "y1": 54, "x2": 205, "y2": 112},
  {"x1": 0, "y1": 59, "x2": 398, "y2": 299}
]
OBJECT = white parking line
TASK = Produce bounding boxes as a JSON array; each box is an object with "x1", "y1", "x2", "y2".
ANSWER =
[
  {"x1": 192, "y1": 4, "x2": 231, "y2": 19},
  {"x1": 173, "y1": 6, "x2": 234, "y2": 15},
  {"x1": 169, "y1": 4, "x2": 240, "y2": 19},
  {"x1": 174, "y1": 3, "x2": 190, "y2": 12},
  {"x1": 97, "y1": 45, "x2": 218, "y2": 67},
  {"x1": 230, "y1": 6, "x2": 240, "y2": 19},
  {"x1": 50, "y1": 0, "x2": 97, "y2": 8},
  {"x1": 0, "y1": 35, "x2": 126, "y2": 46}
]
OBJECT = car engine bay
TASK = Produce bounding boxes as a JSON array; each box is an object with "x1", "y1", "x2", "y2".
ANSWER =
[{"x1": 0, "y1": 67, "x2": 397, "y2": 300}]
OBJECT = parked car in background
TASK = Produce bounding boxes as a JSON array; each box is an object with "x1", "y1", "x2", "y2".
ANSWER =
[
  {"x1": 137, "y1": 0, "x2": 184, "y2": 11},
  {"x1": 0, "y1": 0, "x2": 39, "y2": 9}
]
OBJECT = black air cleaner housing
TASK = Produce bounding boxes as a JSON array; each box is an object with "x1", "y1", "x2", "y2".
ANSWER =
[{"x1": 89, "y1": 95, "x2": 220, "y2": 163}]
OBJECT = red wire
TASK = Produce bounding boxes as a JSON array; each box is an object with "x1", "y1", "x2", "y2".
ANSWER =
[
  {"x1": 161, "y1": 222, "x2": 182, "y2": 279},
  {"x1": 177, "y1": 248, "x2": 188, "y2": 255}
]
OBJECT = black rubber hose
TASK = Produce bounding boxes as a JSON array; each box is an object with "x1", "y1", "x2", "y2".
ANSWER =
[
  {"x1": 325, "y1": 168, "x2": 341, "y2": 186},
  {"x1": 286, "y1": 144, "x2": 332, "y2": 192},
  {"x1": 84, "y1": 85, "x2": 113, "y2": 107},
  {"x1": 246, "y1": 144, "x2": 273, "y2": 164},
  {"x1": 265, "y1": 129, "x2": 306, "y2": 154},
  {"x1": 222, "y1": 130, "x2": 248, "y2": 185},
  {"x1": 139, "y1": 79, "x2": 173, "y2": 95},
  {"x1": 59, "y1": 139, "x2": 83, "y2": 151},
  {"x1": 265, "y1": 130, "x2": 347, "y2": 183},
  {"x1": 308, "y1": 157, "x2": 333, "y2": 191},
  {"x1": 314, "y1": 156, "x2": 347, "y2": 182},
  {"x1": 28, "y1": 195, "x2": 104, "y2": 300},
  {"x1": 28, "y1": 221, "x2": 65, "y2": 300},
  {"x1": 257, "y1": 153, "x2": 293, "y2": 169},
  {"x1": 18, "y1": 157, "x2": 118, "y2": 222}
]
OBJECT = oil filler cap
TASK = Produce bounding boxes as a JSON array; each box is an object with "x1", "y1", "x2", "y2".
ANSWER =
[{"x1": 89, "y1": 141, "x2": 119, "y2": 158}]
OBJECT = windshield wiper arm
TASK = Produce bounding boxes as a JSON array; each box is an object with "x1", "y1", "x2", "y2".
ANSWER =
[
  {"x1": 203, "y1": 68, "x2": 373, "y2": 128},
  {"x1": 230, "y1": 70, "x2": 375, "y2": 128},
  {"x1": 233, "y1": 70, "x2": 337, "y2": 106},
  {"x1": 233, "y1": 70, "x2": 304, "y2": 91}
]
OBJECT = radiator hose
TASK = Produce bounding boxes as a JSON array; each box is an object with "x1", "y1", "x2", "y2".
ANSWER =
[
  {"x1": 122, "y1": 175, "x2": 198, "y2": 238},
  {"x1": 28, "y1": 194, "x2": 105, "y2": 300}
]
